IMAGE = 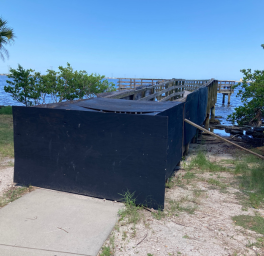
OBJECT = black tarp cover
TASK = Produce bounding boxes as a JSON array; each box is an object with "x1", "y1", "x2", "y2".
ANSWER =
[
  {"x1": 183, "y1": 89, "x2": 199, "y2": 145},
  {"x1": 13, "y1": 99, "x2": 184, "y2": 209},
  {"x1": 197, "y1": 87, "x2": 208, "y2": 125}
]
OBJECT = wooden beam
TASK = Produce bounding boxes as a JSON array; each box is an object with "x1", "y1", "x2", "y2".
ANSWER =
[
  {"x1": 138, "y1": 85, "x2": 185, "y2": 101},
  {"x1": 159, "y1": 91, "x2": 184, "y2": 102},
  {"x1": 105, "y1": 90, "x2": 135, "y2": 99},
  {"x1": 184, "y1": 119, "x2": 264, "y2": 160}
]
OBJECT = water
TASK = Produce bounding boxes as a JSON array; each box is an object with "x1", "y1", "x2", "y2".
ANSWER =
[
  {"x1": 0, "y1": 76, "x2": 241, "y2": 125},
  {"x1": 215, "y1": 87, "x2": 241, "y2": 125}
]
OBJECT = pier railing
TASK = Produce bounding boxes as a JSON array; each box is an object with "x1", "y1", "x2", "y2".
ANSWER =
[
  {"x1": 116, "y1": 78, "x2": 211, "y2": 91},
  {"x1": 101, "y1": 78, "x2": 217, "y2": 106},
  {"x1": 217, "y1": 80, "x2": 235, "y2": 93},
  {"x1": 117, "y1": 78, "x2": 170, "y2": 90}
]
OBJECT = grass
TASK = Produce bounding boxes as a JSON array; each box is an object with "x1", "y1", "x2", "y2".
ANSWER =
[
  {"x1": 207, "y1": 178, "x2": 227, "y2": 189},
  {"x1": 100, "y1": 234, "x2": 115, "y2": 256},
  {"x1": 151, "y1": 208, "x2": 166, "y2": 220},
  {"x1": 188, "y1": 151, "x2": 264, "y2": 207},
  {"x1": 234, "y1": 155, "x2": 264, "y2": 208},
  {"x1": 0, "y1": 186, "x2": 33, "y2": 208},
  {"x1": 99, "y1": 246, "x2": 111, "y2": 256},
  {"x1": 168, "y1": 198, "x2": 196, "y2": 215},
  {"x1": 118, "y1": 191, "x2": 141, "y2": 225},
  {"x1": 188, "y1": 151, "x2": 226, "y2": 172},
  {"x1": 166, "y1": 177, "x2": 174, "y2": 188},
  {"x1": 0, "y1": 106, "x2": 12, "y2": 115},
  {"x1": 246, "y1": 237, "x2": 264, "y2": 249},
  {"x1": 183, "y1": 171, "x2": 196, "y2": 180},
  {"x1": 0, "y1": 114, "x2": 14, "y2": 157},
  {"x1": 232, "y1": 215, "x2": 264, "y2": 235}
]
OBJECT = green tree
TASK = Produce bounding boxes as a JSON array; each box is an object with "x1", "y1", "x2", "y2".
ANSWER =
[
  {"x1": 0, "y1": 17, "x2": 15, "y2": 61},
  {"x1": 4, "y1": 63, "x2": 116, "y2": 106},
  {"x1": 5, "y1": 65, "x2": 40, "y2": 107},
  {"x1": 228, "y1": 70, "x2": 264, "y2": 126},
  {"x1": 228, "y1": 45, "x2": 264, "y2": 126}
]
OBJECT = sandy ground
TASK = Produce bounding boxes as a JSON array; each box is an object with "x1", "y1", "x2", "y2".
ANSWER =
[
  {"x1": 0, "y1": 157, "x2": 14, "y2": 196},
  {"x1": 99, "y1": 135, "x2": 264, "y2": 256},
  {"x1": 1, "y1": 135, "x2": 264, "y2": 255}
]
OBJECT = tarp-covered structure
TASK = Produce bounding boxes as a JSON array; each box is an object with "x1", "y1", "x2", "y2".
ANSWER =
[{"x1": 12, "y1": 78, "x2": 217, "y2": 209}]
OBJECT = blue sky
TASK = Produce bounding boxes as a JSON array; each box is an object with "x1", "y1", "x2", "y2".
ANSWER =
[{"x1": 1, "y1": 0, "x2": 264, "y2": 80}]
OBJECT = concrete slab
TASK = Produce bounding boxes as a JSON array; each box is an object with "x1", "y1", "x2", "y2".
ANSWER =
[{"x1": 0, "y1": 189, "x2": 123, "y2": 256}]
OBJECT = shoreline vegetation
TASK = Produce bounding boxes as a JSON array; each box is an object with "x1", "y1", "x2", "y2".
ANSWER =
[{"x1": 3, "y1": 63, "x2": 116, "y2": 107}]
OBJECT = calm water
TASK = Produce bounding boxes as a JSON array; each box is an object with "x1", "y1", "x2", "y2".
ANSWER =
[{"x1": 0, "y1": 76, "x2": 241, "y2": 125}]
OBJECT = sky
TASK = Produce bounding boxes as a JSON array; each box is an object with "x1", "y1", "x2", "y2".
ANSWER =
[{"x1": 0, "y1": 0, "x2": 264, "y2": 80}]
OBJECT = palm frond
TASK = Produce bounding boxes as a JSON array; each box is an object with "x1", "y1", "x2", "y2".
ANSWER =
[{"x1": 0, "y1": 17, "x2": 15, "y2": 61}]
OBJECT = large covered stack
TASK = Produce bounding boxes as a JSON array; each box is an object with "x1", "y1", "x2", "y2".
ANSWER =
[
  {"x1": 13, "y1": 98, "x2": 184, "y2": 209},
  {"x1": 12, "y1": 78, "x2": 217, "y2": 209}
]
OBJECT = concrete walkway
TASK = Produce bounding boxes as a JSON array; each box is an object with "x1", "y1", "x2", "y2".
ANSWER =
[{"x1": 0, "y1": 189, "x2": 123, "y2": 256}]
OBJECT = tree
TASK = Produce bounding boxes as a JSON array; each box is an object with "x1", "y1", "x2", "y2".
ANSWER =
[
  {"x1": 228, "y1": 45, "x2": 264, "y2": 126},
  {"x1": 0, "y1": 17, "x2": 15, "y2": 61},
  {"x1": 4, "y1": 63, "x2": 116, "y2": 106},
  {"x1": 228, "y1": 50, "x2": 264, "y2": 126},
  {"x1": 5, "y1": 65, "x2": 40, "y2": 107}
]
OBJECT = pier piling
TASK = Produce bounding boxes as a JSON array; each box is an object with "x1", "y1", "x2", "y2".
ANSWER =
[
  {"x1": 210, "y1": 105, "x2": 215, "y2": 121},
  {"x1": 228, "y1": 93, "x2": 231, "y2": 105},
  {"x1": 222, "y1": 94, "x2": 225, "y2": 104}
]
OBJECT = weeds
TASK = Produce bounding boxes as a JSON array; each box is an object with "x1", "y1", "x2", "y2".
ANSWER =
[
  {"x1": 169, "y1": 199, "x2": 196, "y2": 215},
  {"x1": 188, "y1": 151, "x2": 226, "y2": 172},
  {"x1": 100, "y1": 246, "x2": 112, "y2": 256},
  {"x1": 100, "y1": 233, "x2": 115, "y2": 255},
  {"x1": 232, "y1": 215, "x2": 264, "y2": 235},
  {"x1": 246, "y1": 237, "x2": 264, "y2": 249},
  {"x1": 207, "y1": 178, "x2": 227, "y2": 189},
  {"x1": 0, "y1": 106, "x2": 12, "y2": 115},
  {"x1": 183, "y1": 171, "x2": 196, "y2": 180},
  {"x1": 193, "y1": 189, "x2": 203, "y2": 198},
  {"x1": 0, "y1": 115, "x2": 14, "y2": 157},
  {"x1": 152, "y1": 208, "x2": 166, "y2": 220},
  {"x1": 122, "y1": 231, "x2": 127, "y2": 240},
  {"x1": 0, "y1": 186, "x2": 33, "y2": 208},
  {"x1": 166, "y1": 177, "x2": 174, "y2": 188},
  {"x1": 235, "y1": 155, "x2": 264, "y2": 208},
  {"x1": 118, "y1": 191, "x2": 141, "y2": 225}
]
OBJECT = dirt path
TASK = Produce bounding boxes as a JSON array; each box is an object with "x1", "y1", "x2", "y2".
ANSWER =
[
  {"x1": 0, "y1": 157, "x2": 14, "y2": 196},
  {"x1": 99, "y1": 136, "x2": 264, "y2": 256}
]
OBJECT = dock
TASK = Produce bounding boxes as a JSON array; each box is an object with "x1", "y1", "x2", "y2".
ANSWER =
[
  {"x1": 116, "y1": 78, "x2": 235, "y2": 105},
  {"x1": 217, "y1": 80, "x2": 235, "y2": 104}
]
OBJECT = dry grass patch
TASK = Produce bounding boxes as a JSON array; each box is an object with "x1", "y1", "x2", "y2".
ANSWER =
[
  {"x1": 0, "y1": 115, "x2": 14, "y2": 158},
  {"x1": 0, "y1": 185, "x2": 34, "y2": 208}
]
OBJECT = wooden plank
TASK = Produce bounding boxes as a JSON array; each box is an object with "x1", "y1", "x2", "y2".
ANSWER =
[
  {"x1": 185, "y1": 119, "x2": 264, "y2": 160},
  {"x1": 118, "y1": 81, "x2": 158, "y2": 84},
  {"x1": 138, "y1": 85, "x2": 185, "y2": 101},
  {"x1": 105, "y1": 90, "x2": 135, "y2": 99},
  {"x1": 159, "y1": 91, "x2": 184, "y2": 102},
  {"x1": 116, "y1": 78, "x2": 169, "y2": 80}
]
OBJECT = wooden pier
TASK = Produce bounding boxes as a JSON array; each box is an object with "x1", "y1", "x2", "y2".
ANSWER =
[
  {"x1": 217, "y1": 80, "x2": 235, "y2": 105},
  {"x1": 117, "y1": 78, "x2": 170, "y2": 90},
  {"x1": 116, "y1": 78, "x2": 235, "y2": 105}
]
